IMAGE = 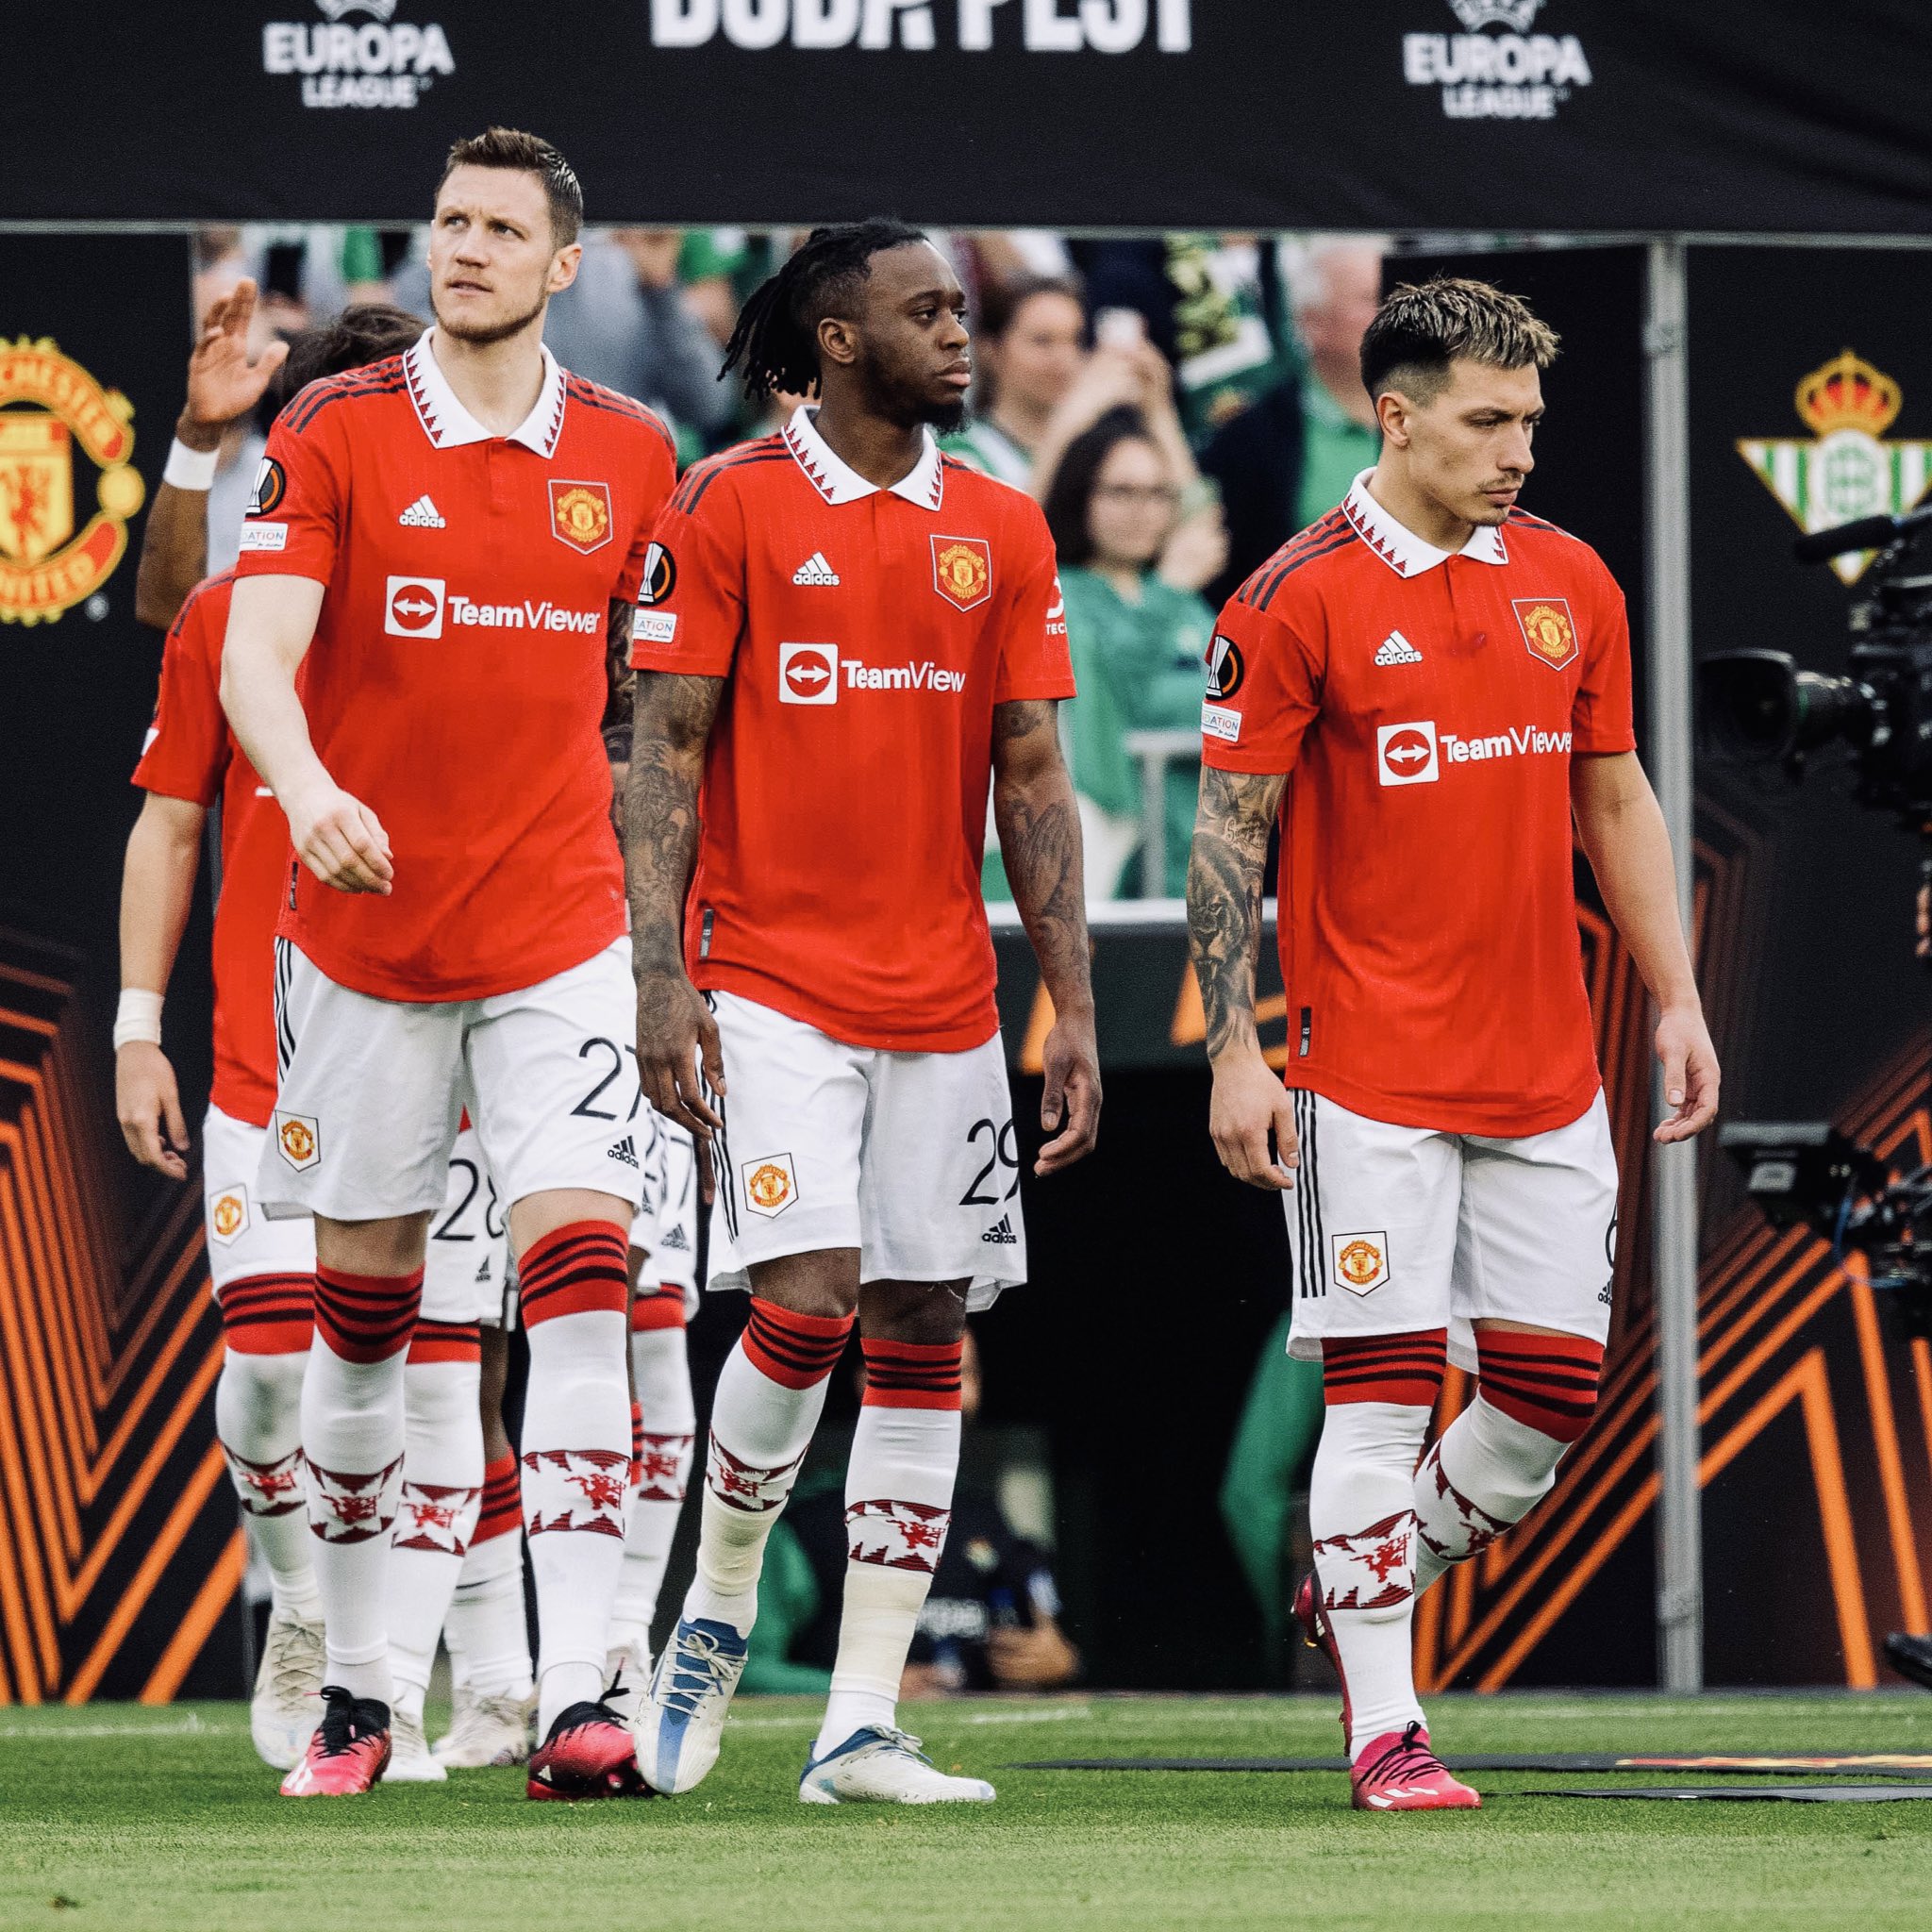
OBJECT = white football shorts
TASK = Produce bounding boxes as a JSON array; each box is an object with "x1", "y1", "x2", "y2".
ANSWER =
[
  {"x1": 261, "y1": 936, "x2": 652, "y2": 1224},
  {"x1": 423, "y1": 1123, "x2": 511, "y2": 1324},
  {"x1": 1282, "y1": 1088, "x2": 1618, "y2": 1372},
  {"x1": 705, "y1": 990, "x2": 1026, "y2": 1310},
  {"x1": 202, "y1": 1104, "x2": 315, "y2": 1295},
  {"x1": 631, "y1": 1117, "x2": 701, "y2": 1322}
]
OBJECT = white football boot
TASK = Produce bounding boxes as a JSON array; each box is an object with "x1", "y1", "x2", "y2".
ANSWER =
[
  {"x1": 432, "y1": 1682, "x2": 536, "y2": 1768},
  {"x1": 798, "y1": 1726, "x2": 996, "y2": 1806},
  {"x1": 249, "y1": 1606, "x2": 325, "y2": 1770},
  {"x1": 603, "y1": 1639, "x2": 652, "y2": 1724},
  {"x1": 632, "y1": 1616, "x2": 748, "y2": 1794},
  {"x1": 384, "y1": 1705, "x2": 449, "y2": 1783}
]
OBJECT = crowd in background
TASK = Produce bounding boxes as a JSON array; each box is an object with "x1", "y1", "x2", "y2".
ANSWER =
[{"x1": 189, "y1": 222, "x2": 1389, "y2": 907}]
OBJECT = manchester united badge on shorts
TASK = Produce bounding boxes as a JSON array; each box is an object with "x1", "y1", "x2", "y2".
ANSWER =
[
  {"x1": 1331, "y1": 1231, "x2": 1391, "y2": 1297},
  {"x1": 549, "y1": 479, "x2": 612, "y2": 554},
  {"x1": 1513, "y1": 596, "x2": 1579, "y2": 671},
  {"x1": 741, "y1": 1153, "x2": 799, "y2": 1219},
  {"x1": 274, "y1": 1110, "x2": 322, "y2": 1173},
  {"x1": 930, "y1": 535, "x2": 992, "y2": 612},
  {"x1": 208, "y1": 1186, "x2": 251, "y2": 1245}
]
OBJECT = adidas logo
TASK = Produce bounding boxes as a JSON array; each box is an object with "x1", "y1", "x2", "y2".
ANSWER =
[
  {"x1": 607, "y1": 1136, "x2": 639, "y2": 1169},
  {"x1": 1374, "y1": 629, "x2": 1424, "y2": 666},
  {"x1": 475, "y1": 1257, "x2": 492, "y2": 1283},
  {"x1": 398, "y1": 494, "x2": 445, "y2": 529},
  {"x1": 792, "y1": 550, "x2": 840, "y2": 586},
  {"x1": 980, "y1": 1214, "x2": 1018, "y2": 1246},
  {"x1": 661, "y1": 1225, "x2": 691, "y2": 1251}
]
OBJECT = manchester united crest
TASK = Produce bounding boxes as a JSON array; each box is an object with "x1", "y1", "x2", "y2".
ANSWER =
[
  {"x1": 1332, "y1": 1231, "x2": 1391, "y2": 1297},
  {"x1": 930, "y1": 535, "x2": 991, "y2": 612},
  {"x1": 209, "y1": 1188, "x2": 251, "y2": 1245},
  {"x1": 741, "y1": 1154, "x2": 798, "y2": 1219},
  {"x1": 275, "y1": 1111, "x2": 321, "y2": 1172},
  {"x1": 549, "y1": 479, "x2": 612, "y2": 554},
  {"x1": 0, "y1": 337, "x2": 145, "y2": 625},
  {"x1": 1513, "y1": 597, "x2": 1578, "y2": 672}
]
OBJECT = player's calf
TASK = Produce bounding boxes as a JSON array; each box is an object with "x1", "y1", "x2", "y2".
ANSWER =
[{"x1": 1412, "y1": 1327, "x2": 1605, "y2": 1596}]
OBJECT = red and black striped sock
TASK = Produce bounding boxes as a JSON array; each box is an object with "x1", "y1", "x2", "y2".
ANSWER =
[
  {"x1": 1474, "y1": 1329, "x2": 1604, "y2": 1443},
  {"x1": 860, "y1": 1338, "x2": 964, "y2": 1411},
  {"x1": 1321, "y1": 1329, "x2": 1448, "y2": 1408},
  {"x1": 741, "y1": 1297, "x2": 855, "y2": 1390},
  {"x1": 313, "y1": 1264, "x2": 422, "y2": 1364},
  {"x1": 217, "y1": 1271, "x2": 314, "y2": 1355},
  {"x1": 474, "y1": 1451, "x2": 522, "y2": 1545},
  {"x1": 518, "y1": 1222, "x2": 629, "y2": 1327},
  {"x1": 408, "y1": 1318, "x2": 481, "y2": 1365}
]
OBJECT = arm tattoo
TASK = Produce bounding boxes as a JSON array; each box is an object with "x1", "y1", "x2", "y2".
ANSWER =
[
  {"x1": 1187, "y1": 767, "x2": 1286, "y2": 1060},
  {"x1": 602, "y1": 600, "x2": 636, "y2": 764},
  {"x1": 624, "y1": 670, "x2": 724, "y2": 975},
  {"x1": 991, "y1": 700, "x2": 1094, "y2": 1013}
]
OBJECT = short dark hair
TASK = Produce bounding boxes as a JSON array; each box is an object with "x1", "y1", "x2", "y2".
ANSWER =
[
  {"x1": 1041, "y1": 406, "x2": 1155, "y2": 567},
  {"x1": 977, "y1": 273, "x2": 1085, "y2": 345},
  {"x1": 275, "y1": 304, "x2": 425, "y2": 406},
  {"x1": 439, "y1": 126, "x2": 583, "y2": 248},
  {"x1": 722, "y1": 218, "x2": 931, "y2": 401},
  {"x1": 1359, "y1": 276, "x2": 1558, "y2": 405}
]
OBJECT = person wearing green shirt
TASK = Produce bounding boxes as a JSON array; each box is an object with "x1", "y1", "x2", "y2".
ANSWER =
[
  {"x1": 1038, "y1": 407, "x2": 1227, "y2": 899},
  {"x1": 941, "y1": 275, "x2": 1087, "y2": 492}
]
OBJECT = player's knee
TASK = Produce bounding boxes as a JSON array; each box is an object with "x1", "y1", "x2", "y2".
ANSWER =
[
  {"x1": 858, "y1": 1279, "x2": 969, "y2": 1347},
  {"x1": 218, "y1": 1347, "x2": 308, "y2": 1436},
  {"x1": 1474, "y1": 1327, "x2": 1604, "y2": 1445}
]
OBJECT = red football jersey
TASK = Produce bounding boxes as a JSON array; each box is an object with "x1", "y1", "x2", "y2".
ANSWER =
[
  {"x1": 132, "y1": 573, "x2": 282, "y2": 1127},
  {"x1": 233, "y1": 330, "x2": 676, "y2": 1002},
  {"x1": 632, "y1": 407, "x2": 1074, "y2": 1051},
  {"x1": 1202, "y1": 472, "x2": 1636, "y2": 1137}
]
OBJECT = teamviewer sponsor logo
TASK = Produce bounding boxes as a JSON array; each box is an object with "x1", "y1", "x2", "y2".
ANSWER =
[
  {"x1": 1376, "y1": 720, "x2": 1440, "y2": 786},
  {"x1": 385, "y1": 575, "x2": 444, "y2": 638},
  {"x1": 780, "y1": 641, "x2": 839, "y2": 705}
]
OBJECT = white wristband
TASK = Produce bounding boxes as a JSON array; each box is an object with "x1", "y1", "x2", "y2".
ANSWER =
[
  {"x1": 113, "y1": 989, "x2": 165, "y2": 1050},
  {"x1": 162, "y1": 438, "x2": 221, "y2": 491}
]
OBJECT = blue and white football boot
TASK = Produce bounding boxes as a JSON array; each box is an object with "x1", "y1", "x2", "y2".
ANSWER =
[
  {"x1": 631, "y1": 1616, "x2": 749, "y2": 1794},
  {"x1": 798, "y1": 1725, "x2": 996, "y2": 1806}
]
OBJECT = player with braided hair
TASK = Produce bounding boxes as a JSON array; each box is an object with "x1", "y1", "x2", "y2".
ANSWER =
[{"x1": 626, "y1": 221, "x2": 1100, "y2": 1805}]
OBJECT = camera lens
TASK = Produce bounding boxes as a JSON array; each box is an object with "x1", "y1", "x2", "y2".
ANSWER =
[{"x1": 1697, "y1": 650, "x2": 1799, "y2": 758}]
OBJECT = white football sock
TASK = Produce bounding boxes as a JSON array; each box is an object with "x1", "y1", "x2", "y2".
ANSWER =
[
  {"x1": 610, "y1": 1326, "x2": 696, "y2": 1659},
  {"x1": 214, "y1": 1346, "x2": 323, "y2": 1621},
  {"x1": 681, "y1": 1301, "x2": 850, "y2": 1637},
  {"x1": 387, "y1": 1350, "x2": 483, "y2": 1723},
  {"x1": 445, "y1": 1509, "x2": 532, "y2": 1700},
  {"x1": 1308, "y1": 1398, "x2": 1433, "y2": 1759},
  {"x1": 814, "y1": 1369, "x2": 961, "y2": 1760},
  {"x1": 1412, "y1": 1395, "x2": 1562, "y2": 1596},
  {"x1": 304, "y1": 1264, "x2": 422, "y2": 1706}
]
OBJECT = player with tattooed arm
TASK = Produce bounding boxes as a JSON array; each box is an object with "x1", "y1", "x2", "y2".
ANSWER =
[{"x1": 625, "y1": 221, "x2": 1101, "y2": 1806}]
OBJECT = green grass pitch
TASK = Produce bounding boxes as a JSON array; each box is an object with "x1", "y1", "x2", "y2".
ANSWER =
[{"x1": 4, "y1": 1693, "x2": 1931, "y2": 1930}]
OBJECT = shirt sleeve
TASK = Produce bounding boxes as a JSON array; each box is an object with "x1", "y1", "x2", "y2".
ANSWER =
[
  {"x1": 614, "y1": 412, "x2": 680, "y2": 605},
  {"x1": 993, "y1": 497, "x2": 1076, "y2": 704},
  {"x1": 1198, "y1": 581, "x2": 1325, "y2": 774},
  {"x1": 131, "y1": 583, "x2": 229, "y2": 806},
  {"x1": 231, "y1": 390, "x2": 348, "y2": 586},
  {"x1": 629, "y1": 460, "x2": 746, "y2": 677},
  {"x1": 1572, "y1": 557, "x2": 1638, "y2": 755}
]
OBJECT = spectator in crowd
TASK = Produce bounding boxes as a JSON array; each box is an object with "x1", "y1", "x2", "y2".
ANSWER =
[
  {"x1": 1041, "y1": 407, "x2": 1226, "y2": 901},
  {"x1": 1200, "y1": 236, "x2": 1385, "y2": 607},
  {"x1": 741, "y1": 1331, "x2": 1080, "y2": 1700},
  {"x1": 941, "y1": 275, "x2": 1088, "y2": 491}
]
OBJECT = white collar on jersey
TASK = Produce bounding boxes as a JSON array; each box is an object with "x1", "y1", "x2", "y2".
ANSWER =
[
  {"x1": 403, "y1": 328, "x2": 567, "y2": 458},
  {"x1": 782, "y1": 404, "x2": 945, "y2": 510},
  {"x1": 1340, "y1": 468, "x2": 1509, "y2": 578}
]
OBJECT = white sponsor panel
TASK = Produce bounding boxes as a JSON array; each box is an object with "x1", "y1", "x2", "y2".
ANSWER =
[
  {"x1": 779, "y1": 641, "x2": 840, "y2": 704},
  {"x1": 1202, "y1": 703, "x2": 1241, "y2": 743},
  {"x1": 1376, "y1": 719, "x2": 1439, "y2": 786},
  {"x1": 636, "y1": 611, "x2": 679, "y2": 643},
  {"x1": 238, "y1": 523, "x2": 289, "y2": 552}
]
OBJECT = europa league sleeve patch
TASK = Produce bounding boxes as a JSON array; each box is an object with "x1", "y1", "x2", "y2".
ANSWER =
[{"x1": 638, "y1": 541, "x2": 677, "y2": 607}]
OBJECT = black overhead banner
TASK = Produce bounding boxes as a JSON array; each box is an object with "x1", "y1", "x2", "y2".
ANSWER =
[{"x1": 10, "y1": 3, "x2": 1932, "y2": 232}]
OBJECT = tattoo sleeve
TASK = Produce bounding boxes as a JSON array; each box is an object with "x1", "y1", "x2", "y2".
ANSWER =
[
  {"x1": 1187, "y1": 766, "x2": 1287, "y2": 1060},
  {"x1": 991, "y1": 699, "x2": 1093, "y2": 1013},
  {"x1": 601, "y1": 600, "x2": 637, "y2": 766},
  {"x1": 624, "y1": 669, "x2": 724, "y2": 975}
]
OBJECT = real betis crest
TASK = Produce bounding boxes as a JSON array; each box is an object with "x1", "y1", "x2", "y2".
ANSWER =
[{"x1": 1737, "y1": 349, "x2": 1932, "y2": 585}]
